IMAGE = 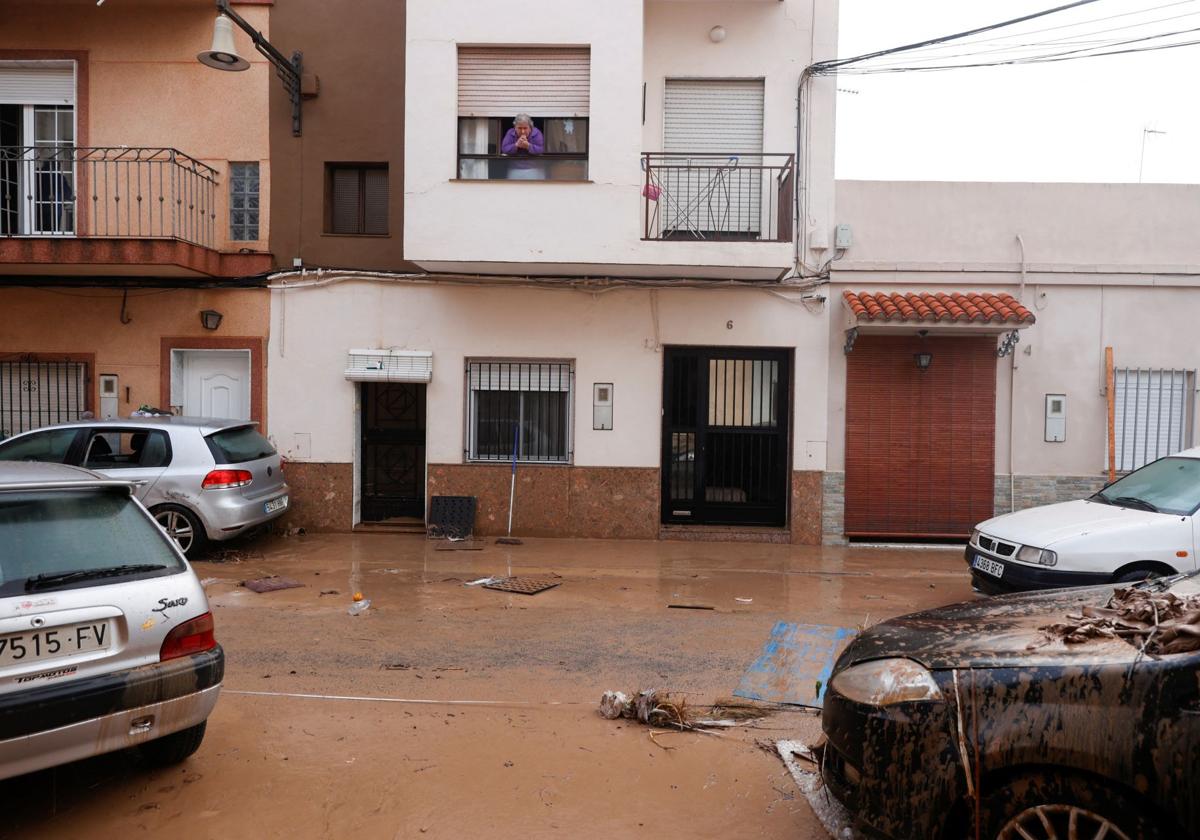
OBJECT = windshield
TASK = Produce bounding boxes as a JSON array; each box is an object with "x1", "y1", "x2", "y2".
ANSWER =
[
  {"x1": 206, "y1": 426, "x2": 275, "y2": 464},
  {"x1": 0, "y1": 489, "x2": 184, "y2": 596},
  {"x1": 1095, "y1": 457, "x2": 1200, "y2": 516}
]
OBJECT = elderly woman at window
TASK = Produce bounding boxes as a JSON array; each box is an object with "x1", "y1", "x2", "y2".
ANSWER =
[{"x1": 501, "y1": 113, "x2": 545, "y2": 180}]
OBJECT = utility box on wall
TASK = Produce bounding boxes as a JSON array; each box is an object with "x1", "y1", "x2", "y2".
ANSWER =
[
  {"x1": 1045, "y1": 394, "x2": 1066, "y2": 442},
  {"x1": 593, "y1": 383, "x2": 613, "y2": 430}
]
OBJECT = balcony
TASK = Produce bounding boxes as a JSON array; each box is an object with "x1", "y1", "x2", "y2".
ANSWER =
[
  {"x1": 0, "y1": 146, "x2": 269, "y2": 278},
  {"x1": 641, "y1": 152, "x2": 794, "y2": 244}
]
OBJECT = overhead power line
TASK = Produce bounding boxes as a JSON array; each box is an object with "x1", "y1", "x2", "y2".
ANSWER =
[
  {"x1": 832, "y1": 23, "x2": 1200, "y2": 74},
  {"x1": 811, "y1": 0, "x2": 1104, "y2": 73}
]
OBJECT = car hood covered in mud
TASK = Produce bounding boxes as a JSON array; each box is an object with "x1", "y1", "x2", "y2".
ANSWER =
[{"x1": 839, "y1": 584, "x2": 1151, "y2": 670}]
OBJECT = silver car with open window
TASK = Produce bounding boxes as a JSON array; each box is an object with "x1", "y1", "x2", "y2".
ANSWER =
[
  {"x1": 0, "y1": 462, "x2": 223, "y2": 780},
  {"x1": 0, "y1": 417, "x2": 289, "y2": 556}
]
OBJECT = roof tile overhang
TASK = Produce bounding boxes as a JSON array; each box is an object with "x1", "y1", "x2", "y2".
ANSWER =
[{"x1": 843, "y1": 291, "x2": 1035, "y2": 332}]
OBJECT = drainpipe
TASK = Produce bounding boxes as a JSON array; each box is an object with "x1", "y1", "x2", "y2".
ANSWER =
[{"x1": 1010, "y1": 234, "x2": 1027, "y2": 512}]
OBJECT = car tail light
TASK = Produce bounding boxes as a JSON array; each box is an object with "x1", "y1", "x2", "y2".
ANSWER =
[
  {"x1": 159, "y1": 612, "x2": 216, "y2": 661},
  {"x1": 278, "y1": 456, "x2": 286, "y2": 475},
  {"x1": 202, "y1": 469, "x2": 253, "y2": 490}
]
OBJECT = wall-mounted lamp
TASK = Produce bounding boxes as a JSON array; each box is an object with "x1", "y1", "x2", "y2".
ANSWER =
[
  {"x1": 200, "y1": 310, "x2": 224, "y2": 331},
  {"x1": 198, "y1": 0, "x2": 310, "y2": 136},
  {"x1": 709, "y1": 25, "x2": 727, "y2": 43},
  {"x1": 913, "y1": 351, "x2": 933, "y2": 372}
]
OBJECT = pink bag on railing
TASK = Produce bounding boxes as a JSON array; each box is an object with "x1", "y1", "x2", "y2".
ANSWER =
[{"x1": 642, "y1": 183, "x2": 661, "y2": 201}]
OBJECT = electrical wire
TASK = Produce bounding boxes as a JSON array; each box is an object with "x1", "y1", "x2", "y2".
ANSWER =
[
  {"x1": 861, "y1": 8, "x2": 1200, "y2": 68},
  {"x1": 811, "y1": 0, "x2": 1104, "y2": 73},
  {"x1": 867, "y1": 0, "x2": 1196, "y2": 59},
  {"x1": 832, "y1": 25, "x2": 1200, "y2": 74},
  {"x1": 815, "y1": 0, "x2": 1200, "y2": 76}
]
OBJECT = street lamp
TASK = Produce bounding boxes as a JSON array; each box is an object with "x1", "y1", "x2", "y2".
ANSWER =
[{"x1": 198, "y1": 0, "x2": 308, "y2": 136}]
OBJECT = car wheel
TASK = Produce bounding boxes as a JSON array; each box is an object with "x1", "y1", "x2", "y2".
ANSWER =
[
  {"x1": 138, "y1": 722, "x2": 207, "y2": 767},
  {"x1": 983, "y1": 772, "x2": 1162, "y2": 840},
  {"x1": 152, "y1": 504, "x2": 207, "y2": 557}
]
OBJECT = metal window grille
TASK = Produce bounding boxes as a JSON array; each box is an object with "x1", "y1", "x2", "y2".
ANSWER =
[
  {"x1": 0, "y1": 359, "x2": 87, "y2": 437},
  {"x1": 466, "y1": 360, "x2": 573, "y2": 463},
  {"x1": 1112, "y1": 368, "x2": 1196, "y2": 471},
  {"x1": 228, "y1": 162, "x2": 259, "y2": 240}
]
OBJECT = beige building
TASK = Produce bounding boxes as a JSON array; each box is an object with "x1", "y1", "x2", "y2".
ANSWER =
[
  {"x1": 827, "y1": 180, "x2": 1200, "y2": 542},
  {"x1": 0, "y1": 0, "x2": 273, "y2": 434}
]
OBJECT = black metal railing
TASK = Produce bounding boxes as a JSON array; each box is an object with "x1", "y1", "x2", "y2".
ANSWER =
[
  {"x1": 0, "y1": 146, "x2": 218, "y2": 248},
  {"x1": 0, "y1": 358, "x2": 88, "y2": 439},
  {"x1": 642, "y1": 152, "x2": 794, "y2": 243}
]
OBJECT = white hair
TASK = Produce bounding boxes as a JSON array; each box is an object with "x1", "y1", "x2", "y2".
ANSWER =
[{"x1": 514, "y1": 113, "x2": 533, "y2": 127}]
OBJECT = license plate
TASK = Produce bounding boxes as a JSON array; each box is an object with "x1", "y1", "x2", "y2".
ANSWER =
[
  {"x1": 264, "y1": 495, "x2": 288, "y2": 514},
  {"x1": 0, "y1": 621, "x2": 112, "y2": 668},
  {"x1": 972, "y1": 554, "x2": 1005, "y2": 579}
]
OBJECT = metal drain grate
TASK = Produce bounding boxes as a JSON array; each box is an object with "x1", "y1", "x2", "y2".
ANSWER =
[{"x1": 482, "y1": 576, "x2": 561, "y2": 595}]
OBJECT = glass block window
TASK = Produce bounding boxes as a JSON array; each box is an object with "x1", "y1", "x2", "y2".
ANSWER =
[{"x1": 229, "y1": 162, "x2": 259, "y2": 241}]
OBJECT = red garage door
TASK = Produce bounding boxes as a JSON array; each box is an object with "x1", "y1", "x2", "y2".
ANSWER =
[{"x1": 845, "y1": 335, "x2": 996, "y2": 539}]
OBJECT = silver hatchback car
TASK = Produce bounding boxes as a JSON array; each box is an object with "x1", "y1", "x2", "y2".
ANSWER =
[
  {"x1": 0, "y1": 417, "x2": 289, "y2": 556},
  {"x1": 0, "y1": 462, "x2": 223, "y2": 780}
]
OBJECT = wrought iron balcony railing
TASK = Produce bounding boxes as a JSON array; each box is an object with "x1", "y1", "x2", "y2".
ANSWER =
[
  {"x1": 0, "y1": 146, "x2": 218, "y2": 249},
  {"x1": 642, "y1": 152, "x2": 795, "y2": 243}
]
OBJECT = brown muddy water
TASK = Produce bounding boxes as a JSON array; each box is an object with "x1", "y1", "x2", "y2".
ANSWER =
[{"x1": 2, "y1": 534, "x2": 974, "y2": 839}]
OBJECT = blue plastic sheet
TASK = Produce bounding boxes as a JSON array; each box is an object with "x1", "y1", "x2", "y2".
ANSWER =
[{"x1": 733, "y1": 621, "x2": 858, "y2": 709}]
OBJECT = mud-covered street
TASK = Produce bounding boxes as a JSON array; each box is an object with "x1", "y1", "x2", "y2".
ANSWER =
[{"x1": 2, "y1": 535, "x2": 975, "y2": 839}]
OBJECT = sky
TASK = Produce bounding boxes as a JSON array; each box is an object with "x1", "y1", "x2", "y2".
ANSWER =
[{"x1": 834, "y1": 0, "x2": 1200, "y2": 182}]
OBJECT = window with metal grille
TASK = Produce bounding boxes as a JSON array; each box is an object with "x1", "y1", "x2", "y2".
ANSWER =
[
  {"x1": 1112, "y1": 368, "x2": 1196, "y2": 471},
  {"x1": 325, "y1": 164, "x2": 388, "y2": 235},
  {"x1": 228, "y1": 162, "x2": 259, "y2": 240},
  {"x1": 0, "y1": 359, "x2": 88, "y2": 438},
  {"x1": 466, "y1": 360, "x2": 573, "y2": 463}
]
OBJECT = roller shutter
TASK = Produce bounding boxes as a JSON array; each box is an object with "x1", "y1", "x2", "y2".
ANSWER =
[
  {"x1": 662, "y1": 79, "x2": 764, "y2": 235},
  {"x1": 0, "y1": 62, "x2": 75, "y2": 105},
  {"x1": 457, "y1": 48, "x2": 590, "y2": 117},
  {"x1": 844, "y1": 335, "x2": 997, "y2": 539}
]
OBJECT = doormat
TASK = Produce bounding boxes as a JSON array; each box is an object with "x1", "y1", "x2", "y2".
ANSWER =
[
  {"x1": 482, "y1": 576, "x2": 561, "y2": 595},
  {"x1": 732, "y1": 622, "x2": 857, "y2": 709},
  {"x1": 428, "y1": 496, "x2": 477, "y2": 540}
]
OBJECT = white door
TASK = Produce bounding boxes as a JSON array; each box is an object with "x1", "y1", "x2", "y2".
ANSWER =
[
  {"x1": 175, "y1": 350, "x2": 251, "y2": 420},
  {"x1": 662, "y1": 79, "x2": 764, "y2": 238}
]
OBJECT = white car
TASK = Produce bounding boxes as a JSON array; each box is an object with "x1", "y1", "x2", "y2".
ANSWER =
[
  {"x1": 0, "y1": 462, "x2": 222, "y2": 780},
  {"x1": 968, "y1": 449, "x2": 1200, "y2": 594}
]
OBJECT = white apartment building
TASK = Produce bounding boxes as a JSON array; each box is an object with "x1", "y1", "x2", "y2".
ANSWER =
[{"x1": 267, "y1": 0, "x2": 842, "y2": 542}]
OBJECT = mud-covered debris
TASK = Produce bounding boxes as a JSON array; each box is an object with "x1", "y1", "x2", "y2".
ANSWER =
[
  {"x1": 1037, "y1": 586, "x2": 1200, "y2": 655},
  {"x1": 598, "y1": 689, "x2": 773, "y2": 730},
  {"x1": 243, "y1": 576, "x2": 304, "y2": 593}
]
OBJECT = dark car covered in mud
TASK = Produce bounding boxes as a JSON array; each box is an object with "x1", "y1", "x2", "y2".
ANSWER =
[{"x1": 819, "y1": 576, "x2": 1200, "y2": 839}]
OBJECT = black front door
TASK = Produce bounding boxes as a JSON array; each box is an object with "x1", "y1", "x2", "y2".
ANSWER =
[
  {"x1": 361, "y1": 383, "x2": 426, "y2": 522},
  {"x1": 662, "y1": 347, "x2": 790, "y2": 526}
]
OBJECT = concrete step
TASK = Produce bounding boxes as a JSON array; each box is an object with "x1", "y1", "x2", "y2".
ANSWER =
[{"x1": 658, "y1": 524, "x2": 791, "y2": 544}]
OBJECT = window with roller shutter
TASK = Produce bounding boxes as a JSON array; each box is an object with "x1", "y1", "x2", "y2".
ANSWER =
[
  {"x1": 844, "y1": 335, "x2": 997, "y2": 540},
  {"x1": 456, "y1": 47, "x2": 590, "y2": 181},
  {"x1": 325, "y1": 164, "x2": 388, "y2": 235}
]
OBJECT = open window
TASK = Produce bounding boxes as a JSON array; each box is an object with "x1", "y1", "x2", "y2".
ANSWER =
[
  {"x1": 0, "y1": 61, "x2": 77, "y2": 236},
  {"x1": 457, "y1": 47, "x2": 590, "y2": 181}
]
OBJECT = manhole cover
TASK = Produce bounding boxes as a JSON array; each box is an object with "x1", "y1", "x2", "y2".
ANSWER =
[{"x1": 482, "y1": 576, "x2": 561, "y2": 595}]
